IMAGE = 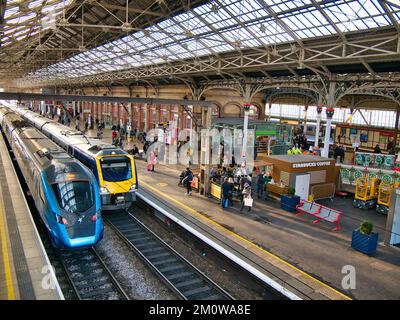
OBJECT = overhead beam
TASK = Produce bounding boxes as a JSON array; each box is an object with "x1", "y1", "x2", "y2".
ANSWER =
[
  {"x1": 360, "y1": 58, "x2": 376, "y2": 75},
  {"x1": 379, "y1": 0, "x2": 400, "y2": 31},
  {"x1": 0, "y1": 92, "x2": 213, "y2": 107},
  {"x1": 0, "y1": 0, "x2": 5, "y2": 47},
  {"x1": 91, "y1": 2, "x2": 167, "y2": 17}
]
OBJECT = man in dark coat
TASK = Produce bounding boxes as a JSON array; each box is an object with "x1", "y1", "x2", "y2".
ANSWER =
[{"x1": 221, "y1": 177, "x2": 233, "y2": 209}]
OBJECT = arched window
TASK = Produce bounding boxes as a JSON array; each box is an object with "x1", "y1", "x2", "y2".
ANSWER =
[{"x1": 223, "y1": 104, "x2": 241, "y2": 117}]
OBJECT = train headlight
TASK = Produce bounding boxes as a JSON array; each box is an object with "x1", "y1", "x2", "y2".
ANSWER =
[
  {"x1": 100, "y1": 186, "x2": 109, "y2": 194},
  {"x1": 56, "y1": 215, "x2": 68, "y2": 225},
  {"x1": 92, "y1": 210, "x2": 101, "y2": 222},
  {"x1": 130, "y1": 184, "x2": 137, "y2": 191}
]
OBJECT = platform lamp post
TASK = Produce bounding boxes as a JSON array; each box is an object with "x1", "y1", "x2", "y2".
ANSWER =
[
  {"x1": 241, "y1": 103, "x2": 251, "y2": 164},
  {"x1": 314, "y1": 105, "x2": 322, "y2": 147},
  {"x1": 322, "y1": 107, "x2": 335, "y2": 158}
]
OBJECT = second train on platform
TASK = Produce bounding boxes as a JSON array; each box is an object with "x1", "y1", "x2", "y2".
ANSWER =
[
  {"x1": 0, "y1": 106, "x2": 104, "y2": 249},
  {"x1": 10, "y1": 105, "x2": 138, "y2": 210}
]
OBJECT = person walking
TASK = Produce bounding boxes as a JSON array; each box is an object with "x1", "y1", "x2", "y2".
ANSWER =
[
  {"x1": 240, "y1": 183, "x2": 253, "y2": 212},
  {"x1": 182, "y1": 167, "x2": 194, "y2": 195},
  {"x1": 147, "y1": 150, "x2": 157, "y2": 172}
]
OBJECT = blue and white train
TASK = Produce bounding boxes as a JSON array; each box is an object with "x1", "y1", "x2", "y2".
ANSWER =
[
  {"x1": 0, "y1": 106, "x2": 104, "y2": 249},
  {"x1": 10, "y1": 105, "x2": 138, "y2": 210}
]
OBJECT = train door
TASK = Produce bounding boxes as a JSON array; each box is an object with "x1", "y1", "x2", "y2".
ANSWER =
[
  {"x1": 33, "y1": 171, "x2": 44, "y2": 218},
  {"x1": 67, "y1": 145, "x2": 74, "y2": 157}
]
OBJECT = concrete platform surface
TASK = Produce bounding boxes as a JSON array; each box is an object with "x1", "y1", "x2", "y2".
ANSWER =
[
  {"x1": 0, "y1": 133, "x2": 62, "y2": 300},
  {"x1": 136, "y1": 160, "x2": 400, "y2": 300}
]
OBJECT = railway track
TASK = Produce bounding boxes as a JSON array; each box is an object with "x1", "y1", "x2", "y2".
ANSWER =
[
  {"x1": 104, "y1": 209, "x2": 234, "y2": 300},
  {"x1": 44, "y1": 238, "x2": 129, "y2": 300},
  {"x1": 57, "y1": 247, "x2": 129, "y2": 300}
]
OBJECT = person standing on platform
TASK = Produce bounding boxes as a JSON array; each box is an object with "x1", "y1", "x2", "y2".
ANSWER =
[
  {"x1": 182, "y1": 167, "x2": 194, "y2": 196},
  {"x1": 119, "y1": 125, "x2": 125, "y2": 147},
  {"x1": 75, "y1": 113, "x2": 80, "y2": 131},
  {"x1": 374, "y1": 144, "x2": 382, "y2": 154},
  {"x1": 220, "y1": 167, "x2": 228, "y2": 184},
  {"x1": 84, "y1": 117, "x2": 89, "y2": 132},
  {"x1": 221, "y1": 177, "x2": 233, "y2": 209},
  {"x1": 112, "y1": 129, "x2": 118, "y2": 145},
  {"x1": 240, "y1": 183, "x2": 253, "y2": 212},
  {"x1": 227, "y1": 177, "x2": 234, "y2": 206},
  {"x1": 387, "y1": 137, "x2": 395, "y2": 154},
  {"x1": 256, "y1": 171, "x2": 266, "y2": 199}
]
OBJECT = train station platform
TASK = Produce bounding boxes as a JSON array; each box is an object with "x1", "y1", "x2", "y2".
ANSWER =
[
  {"x1": 63, "y1": 120, "x2": 400, "y2": 299},
  {"x1": 0, "y1": 134, "x2": 63, "y2": 300},
  {"x1": 135, "y1": 160, "x2": 400, "y2": 300}
]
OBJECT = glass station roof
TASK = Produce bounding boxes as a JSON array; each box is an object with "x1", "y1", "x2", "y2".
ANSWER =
[
  {"x1": 21, "y1": 0, "x2": 400, "y2": 80},
  {"x1": 2, "y1": 0, "x2": 74, "y2": 46}
]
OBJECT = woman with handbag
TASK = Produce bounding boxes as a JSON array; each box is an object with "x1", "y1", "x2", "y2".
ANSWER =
[{"x1": 240, "y1": 183, "x2": 253, "y2": 212}]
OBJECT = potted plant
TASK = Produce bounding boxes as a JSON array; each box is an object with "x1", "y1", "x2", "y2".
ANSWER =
[
  {"x1": 351, "y1": 220, "x2": 379, "y2": 255},
  {"x1": 280, "y1": 187, "x2": 300, "y2": 212}
]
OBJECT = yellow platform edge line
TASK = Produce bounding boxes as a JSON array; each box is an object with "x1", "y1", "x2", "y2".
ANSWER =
[
  {"x1": 0, "y1": 177, "x2": 15, "y2": 300},
  {"x1": 140, "y1": 180, "x2": 352, "y2": 300}
]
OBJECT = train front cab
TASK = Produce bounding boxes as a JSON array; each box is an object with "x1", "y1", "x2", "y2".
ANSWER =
[
  {"x1": 96, "y1": 153, "x2": 137, "y2": 210},
  {"x1": 41, "y1": 170, "x2": 104, "y2": 250}
]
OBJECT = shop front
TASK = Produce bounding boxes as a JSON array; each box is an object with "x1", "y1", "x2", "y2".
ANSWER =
[{"x1": 265, "y1": 154, "x2": 337, "y2": 200}]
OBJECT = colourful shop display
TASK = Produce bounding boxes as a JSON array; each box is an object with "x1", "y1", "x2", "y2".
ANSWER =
[{"x1": 354, "y1": 152, "x2": 395, "y2": 170}]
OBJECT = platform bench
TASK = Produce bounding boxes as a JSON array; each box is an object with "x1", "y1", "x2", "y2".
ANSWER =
[{"x1": 296, "y1": 200, "x2": 342, "y2": 231}]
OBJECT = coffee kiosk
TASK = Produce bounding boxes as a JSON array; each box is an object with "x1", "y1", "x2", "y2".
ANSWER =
[{"x1": 265, "y1": 154, "x2": 337, "y2": 200}]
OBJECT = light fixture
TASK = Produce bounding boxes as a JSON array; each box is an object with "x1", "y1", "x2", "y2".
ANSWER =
[
  {"x1": 121, "y1": 22, "x2": 133, "y2": 33},
  {"x1": 233, "y1": 40, "x2": 241, "y2": 49},
  {"x1": 260, "y1": 24, "x2": 266, "y2": 33},
  {"x1": 211, "y1": 3, "x2": 219, "y2": 13}
]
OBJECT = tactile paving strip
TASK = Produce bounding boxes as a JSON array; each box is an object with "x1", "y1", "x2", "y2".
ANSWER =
[{"x1": 0, "y1": 142, "x2": 36, "y2": 299}]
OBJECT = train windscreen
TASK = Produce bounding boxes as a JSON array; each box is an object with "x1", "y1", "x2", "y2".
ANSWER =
[
  {"x1": 52, "y1": 181, "x2": 94, "y2": 213},
  {"x1": 100, "y1": 156, "x2": 132, "y2": 182}
]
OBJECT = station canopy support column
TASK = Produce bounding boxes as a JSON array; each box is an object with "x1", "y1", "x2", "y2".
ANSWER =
[
  {"x1": 200, "y1": 106, "x2": 213, "y2": 196},
  {"x1": 315, "y1": 106, "x2": 322, "y2": 147},
  {"x1": 322, "y1": 82, "x2": 336, "y2": 158},
  {"x1": 303, "y1": 104, "x2": 308, "y2": 135},
  {"x1": 242, "y1": 103, "x2": 251, "y2": 163},
  {"x1": 323, "y1": 107, "x2": 335, "y2": 157}
]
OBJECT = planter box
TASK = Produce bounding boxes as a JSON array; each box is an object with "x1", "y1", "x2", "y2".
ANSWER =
[
  {"x1": 351, "y1": 230, "x2": 378, "y2": 255},
  {"x1": 280, "y1": 195, "x2": 300, "y2": 212}
]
